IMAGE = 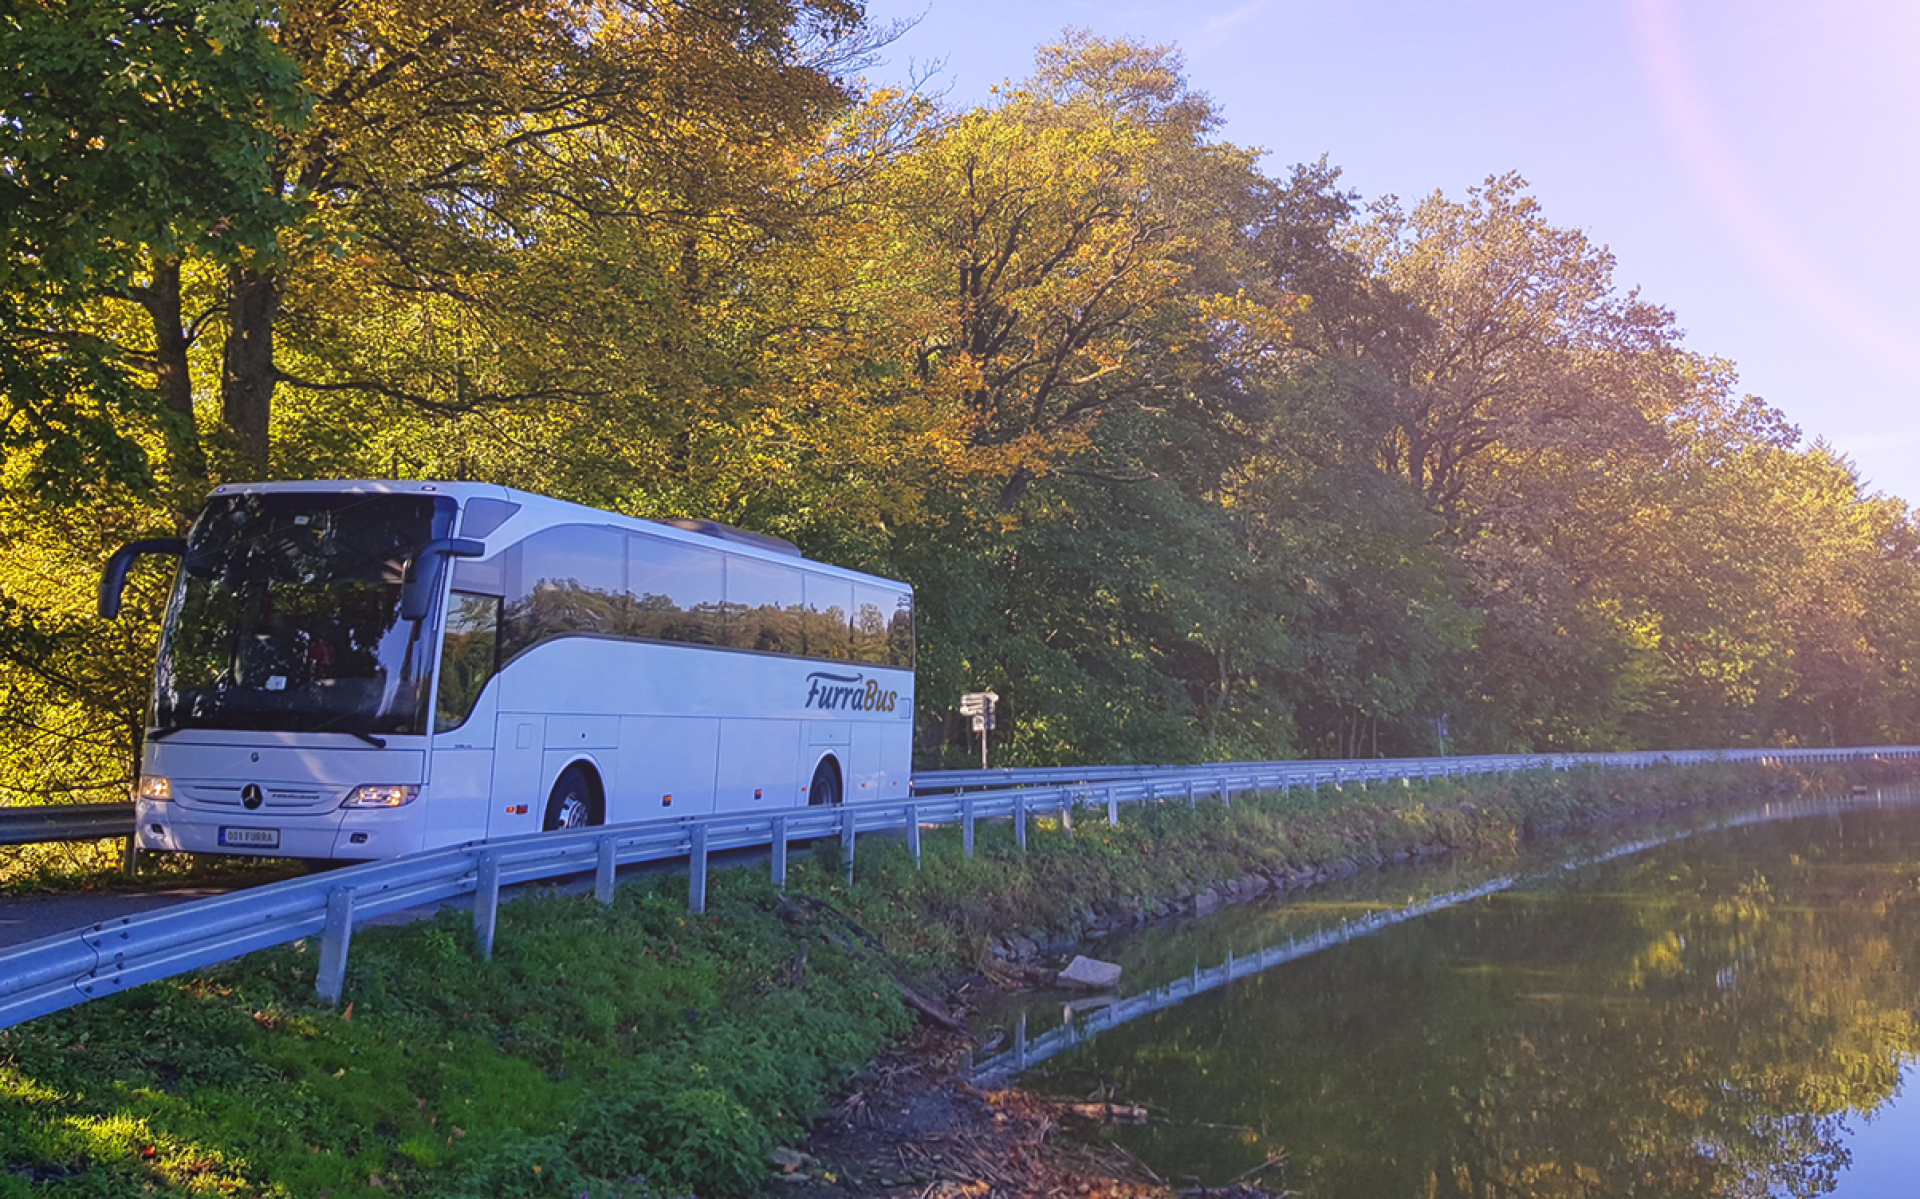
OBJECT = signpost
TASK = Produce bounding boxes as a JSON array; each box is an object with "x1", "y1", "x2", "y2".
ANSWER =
[{"x1": 959, "y1": 691, "x2": 999, "y2": 769}]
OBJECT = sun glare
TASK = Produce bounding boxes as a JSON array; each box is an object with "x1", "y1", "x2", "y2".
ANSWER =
[{"x1": 1626, "y1": 0, "x2": 1920, "y2": 381}]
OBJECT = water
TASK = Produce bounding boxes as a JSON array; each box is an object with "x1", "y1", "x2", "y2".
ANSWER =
[{"x1": 978, "y1": 787, "x2": 1920, "y2": 1198}]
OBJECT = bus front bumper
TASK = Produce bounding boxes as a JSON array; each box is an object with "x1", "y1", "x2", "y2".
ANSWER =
[{"x1": 135, "y1": 800, "x2": 429, "y2": 860}]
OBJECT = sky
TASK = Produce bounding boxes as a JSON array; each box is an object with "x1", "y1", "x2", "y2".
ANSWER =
[{"x1": 857, "y1": 0, "x2": 1920, "y2": 506}]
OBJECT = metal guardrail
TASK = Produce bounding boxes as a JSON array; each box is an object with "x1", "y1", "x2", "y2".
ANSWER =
[
  {"x1": 0, "y1": 802, "x2": 135, "y2": 847},
  {"x1": 2, "y1": 746, "x2": 1914, "y2": 1032}
]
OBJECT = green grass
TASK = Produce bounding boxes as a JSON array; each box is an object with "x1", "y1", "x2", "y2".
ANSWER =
[
  {"x1": 1, "y1": 872, "x2": 909, "y2": 1198},
  {"x1": 0, "y1": 757, "x2": 1907, "y2": 1197}
]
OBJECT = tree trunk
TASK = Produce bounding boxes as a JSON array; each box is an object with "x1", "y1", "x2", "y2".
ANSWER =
[
  {"x1": 139, "y1": 257, "x2": 208, "y2": 487},
  {"x1": 221, "y1": 265, "x2": 280, "y2": 473}
]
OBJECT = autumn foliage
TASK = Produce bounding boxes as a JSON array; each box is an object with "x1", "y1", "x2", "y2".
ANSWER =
[{"x1": 2, "y1": 1, "x2": 1916, "y2": 803}]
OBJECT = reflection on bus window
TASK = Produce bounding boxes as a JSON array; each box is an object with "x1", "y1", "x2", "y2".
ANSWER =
[
  {"x1": 152, "y1": 492, "x2": 450, "y2": 736},
  {"x1": 486, "y1": 522, "x2": 912, "y2": 669},
  {"x1": 805, "y1": 575, "x2": 852, "y2": 661},
  {"x1": 724, "y1": 554, "x2": 803, "y2": 655},
  {"x1": 626, "y1": 533, "x2": 723, "y2": 644},
  {"x1": 436, "y1": 591, "x2": 501, "y2": 732}
]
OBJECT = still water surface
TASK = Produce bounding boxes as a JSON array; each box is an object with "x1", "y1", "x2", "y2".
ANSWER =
[{"x1": 982, "y1": 788, "x2": 1920, "y2": 1198}]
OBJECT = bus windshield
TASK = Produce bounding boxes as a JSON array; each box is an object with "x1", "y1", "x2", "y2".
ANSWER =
[{"x1": 151, "y1": 493, "x2": 454, "y2": 737}]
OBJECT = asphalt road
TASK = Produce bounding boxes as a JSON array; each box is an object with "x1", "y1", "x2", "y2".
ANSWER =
[{"x1": 0, "y1": 888, "x2": 234, "y2": 950}]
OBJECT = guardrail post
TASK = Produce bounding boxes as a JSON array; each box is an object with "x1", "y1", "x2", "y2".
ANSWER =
[
  {"x1": 1220, "y1": 777, "x2": 1232, "y2": 807},
  {"x1": 594, "y1": 836, "x2": 618, "y2": 905},
  {"x1": 1060, "y1": 792, "x2": 1073, "y2": 836},
  {"x1": 1106, "y1": 787, "x2": 1119, "y2": 826},
  {"x1": 474, "y1": 851, "x2": 500, "y2": 961},
  {"x1": 121, "y1": 834, "x2": 142, "y2": 877},
  {"x1": 906, "y1": 804, "x2": 922, "y2": 867},
  {"x1": 316, "y1": 886, "x2": 355, "y2": 1006},
  {"x1": 689, "y1": 825, "x2": 710, "y2": 914},
  {"x1": 1187, "y1": 779, "x2": 1197, "y2": 808},
  {"x1": 841, "y1": 807, "x2": 857, "y2": 885},
  {"x1": 1015, "y1": 794, "x2": 1028, "y2": 850},
  {"x1": 963, "y1": 797, "x2": 976, "y2": 857},
  {"x1": 771, "y1": 815, "x2": 789, "y2": 891}
]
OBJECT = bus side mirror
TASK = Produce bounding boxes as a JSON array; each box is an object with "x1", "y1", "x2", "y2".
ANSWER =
[
  {"x1": 401, "y1": 538, "x2": 486, "y2": 622},
  {"x1": 99, "y1": 539, "x2": 187, "y2": 619}
]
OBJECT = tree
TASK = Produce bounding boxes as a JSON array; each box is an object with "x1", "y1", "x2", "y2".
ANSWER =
[
  {"x1": 1351, "y1": 173, "x2": 1696, "y2": 531},
  {"x1": 873, "y1": 32, "x2": 1272, "y2": 510},
  {"x1": 1, "y1": 0, "x2": 308, "y2": 499}
]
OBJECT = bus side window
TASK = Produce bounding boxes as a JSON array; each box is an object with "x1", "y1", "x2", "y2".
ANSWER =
[
  {"x1": 852, "y1": 586, "x2": 891, "y2": 664},
  {"x1": 804, "y1": 575, "x2": 853, "y2": 662},
  {"x1": 436, "y1": 590, "x2": 502, "y2": 732},
  {"x1": 507, "y1": 524, "x2": 622, "y2": 651},
  {"x1": 725, "y1": 556, "x2": 802, "y2": 655},
  {"x1": 627, "y1": 533, "x2": 723, "y2": 644},
  {"x1": 888, "y1": 592, "x2": 915, "y2": 669}
]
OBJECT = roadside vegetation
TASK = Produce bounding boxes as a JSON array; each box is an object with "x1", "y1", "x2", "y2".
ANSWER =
[
  {"x1": 0, "y1": 841, "x2": 311, "y2": 894},
  {"x1": 4, "y1": 757, "x2": 1911, "y2": 1198}
]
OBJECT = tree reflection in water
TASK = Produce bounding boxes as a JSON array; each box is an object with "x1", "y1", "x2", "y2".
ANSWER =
[{"x1": 1028, "y1": 808, "x2": 1920, "y2": 1198}]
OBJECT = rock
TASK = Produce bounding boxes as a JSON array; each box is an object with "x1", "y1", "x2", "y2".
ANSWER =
[
  {"x1": 1056, "y1": 955, "x2": 1123, "y2": 990},
  {"x1": 1194, "y1": 888, "x2": 1221, "y2": 916},
  {"x1": 1063, "y1": 993, "x2": 1119, "y2": 1019},
  {"x1": 769, "y1": 1147, "x2": 811, "y2": 1174}
]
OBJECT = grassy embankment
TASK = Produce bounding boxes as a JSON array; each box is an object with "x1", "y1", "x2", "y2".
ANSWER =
[{"x1": 1, "y1": 757, "x2": 1911, "y2": 1198}]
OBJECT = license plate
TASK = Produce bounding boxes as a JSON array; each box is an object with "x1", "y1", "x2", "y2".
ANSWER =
[{"x1": 219, "y1": 826, "x2": 280, "y2": 849}]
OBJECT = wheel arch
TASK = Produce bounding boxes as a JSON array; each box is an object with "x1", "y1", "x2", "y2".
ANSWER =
[
  {"x1": 551, "y1": 755, "x2": 607, "y2": 824},
  {"x1": 806, "y1": 752, "x2": 843, "y2": 805}
]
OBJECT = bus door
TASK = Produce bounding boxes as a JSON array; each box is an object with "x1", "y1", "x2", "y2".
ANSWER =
[{"x1": 430, "y1": 591, "x2": 502, "y2": 846}]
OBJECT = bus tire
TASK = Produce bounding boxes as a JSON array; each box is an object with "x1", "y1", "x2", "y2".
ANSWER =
[
  {"x1": 807, "y1": 757, "x2": 842, "y2": 807},
  {"x1": 543, "y1": 764, "x2": 597, "y2": 831}
]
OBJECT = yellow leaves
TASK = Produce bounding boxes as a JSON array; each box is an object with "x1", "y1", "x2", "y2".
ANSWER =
[{"x1": 1198, "y1": 290, "x2": 1307, "y2": 371}]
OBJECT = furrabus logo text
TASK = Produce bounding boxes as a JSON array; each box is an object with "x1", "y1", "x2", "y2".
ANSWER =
[{"x1": 804, "y1": 670, "x2": 899, "y2": 713}]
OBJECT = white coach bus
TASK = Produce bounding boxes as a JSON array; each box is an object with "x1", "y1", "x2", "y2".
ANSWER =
[{"x1": 99, "y1": 481, "x2": 915, "y2": 860}]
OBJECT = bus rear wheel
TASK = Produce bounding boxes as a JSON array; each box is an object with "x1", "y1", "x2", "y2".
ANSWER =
[
  {"x1": 544, "y1": 765, "x2": 596, "y2": 831},
  {"x1": 807, "y1": 758, "x2": 842, "y2": 806}
]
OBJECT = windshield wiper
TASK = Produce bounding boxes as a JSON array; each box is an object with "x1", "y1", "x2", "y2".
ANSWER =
[{"x1": 151, "y1": 723, "x2": 386, "y2": 748}]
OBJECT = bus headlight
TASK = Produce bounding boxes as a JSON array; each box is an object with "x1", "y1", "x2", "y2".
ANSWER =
[
  {"x1": 341, "y1": 784, "x2": 421, "y2": 809},
  {"x1": 136, "y1": 775, "x2": 173, "y2": 802}
]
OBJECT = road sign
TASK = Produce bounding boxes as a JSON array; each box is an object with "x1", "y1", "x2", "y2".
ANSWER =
[{"x1": 960, "y1": 691, "x2": 1000, "y2": 767}]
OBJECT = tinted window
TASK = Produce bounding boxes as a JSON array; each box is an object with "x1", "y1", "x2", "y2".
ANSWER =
[
  {"x1": 152, "y1": 492, "x2": 452, "y2": 737},
  {"x1": 436, "y1": 591, "x2": 501, "y2": 732},
  {"x1": 486, "y1": 521, "x2": 908, "y2": 667},
  {"x1": 725, "y1": 556, "x2": 803, "y2": 655},
  {"x1": 888, "y1": 591, "x2": 915, "y2": 669},
  {"x1": 624, "y1": 533, "x2": 723, "y2": 644},
  {"x1": 501, "y1": 525, "x2": 623, "y2": 658},
  {"x1": 853, "y1": 586, "x2": 893, "y2": 664},
  {"x1": 804, "y1": 575, "x2": 853, "y2": 661}
]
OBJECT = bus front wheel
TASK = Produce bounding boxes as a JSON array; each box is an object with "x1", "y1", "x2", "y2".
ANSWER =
[
  {"x1": 807, "y1": 758, "x2": 842, "y2": 806},
  {"x1": 544, "y1": 765, "x2": 597, "y2": 831}
]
